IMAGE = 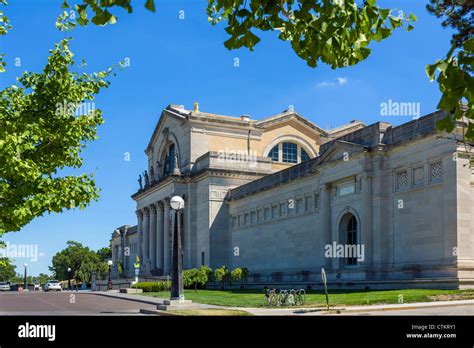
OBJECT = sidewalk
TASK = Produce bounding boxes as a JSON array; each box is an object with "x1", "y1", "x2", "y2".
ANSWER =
[
  {"x1": 86, "y1": 291, "x2": 474, "y2": 315},
  {"x1": 227, "y1": 299, "x2": 474, "y2": 316}
]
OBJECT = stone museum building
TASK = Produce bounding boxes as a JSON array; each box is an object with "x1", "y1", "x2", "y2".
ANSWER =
[{"x1": 110, "y1": 103, "x2": 474, "y2": 289}]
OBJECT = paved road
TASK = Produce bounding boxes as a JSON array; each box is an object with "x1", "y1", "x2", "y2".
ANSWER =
[{"x1": 0, "y1": 291, "x2": 157, "y2": 315}]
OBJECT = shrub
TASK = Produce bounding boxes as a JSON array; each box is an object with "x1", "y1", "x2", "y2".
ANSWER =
[
  {"x1": 231, "y1": 268, "x2": 249, "y2": 287},
  {"x1": 214, "y1": 266, "x2": 232, "y2": 289},
  {"x1": 183, "y1": 267, "x2": 212, "y2": 291},
  {"x1": 131, "y1": 281, "x2": 167, "y2": 292}
]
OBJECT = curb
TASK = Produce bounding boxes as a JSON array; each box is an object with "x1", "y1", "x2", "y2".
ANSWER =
[{"x1": 87, "y1": 291, "x2": 164, "y2": 306}]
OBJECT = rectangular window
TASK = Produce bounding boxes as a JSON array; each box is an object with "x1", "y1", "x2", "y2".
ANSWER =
[
  {"x1": 296, "y1": 198, "x2": 303, "y2": 214},
  {"x1": 430, "y1": 162, "x2": 443, "y2": 182},
  {"x1": 250, "y1": 211, "x2": 256, "y2": 223},
  {"x1": 282, "y1": 142, "x2": 298, "y2": 163},
  {"x1": 314, "y1": 193, "x2": 320, "y2": 210},
  {"x1": 264, "y1": 207, "x2": 270, "y2": 221},
  {"x1": 201, "y1": 252, "x2": 205, "y2": 266},
  {"x1": 339, "y1": 183, "x2": 355, "y2": 196},
  {"x1": 271, "y1": 205, "x2": 278, "y2": 219},
  {"x1": 396, "y1": 170, "x2": 408, "y2": 190}
]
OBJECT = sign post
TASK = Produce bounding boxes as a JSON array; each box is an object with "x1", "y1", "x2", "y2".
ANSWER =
[
  {"x1": 133, "y1": 256, "x2": 140, "y2": 285},
  {"x1": 321, "y1": 267, "x2": 329, "y2": 311}
]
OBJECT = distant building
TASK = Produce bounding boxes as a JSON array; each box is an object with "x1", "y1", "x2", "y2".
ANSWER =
[{"x1": 111, "y1": 105, "x2": 474, "y2": 289}]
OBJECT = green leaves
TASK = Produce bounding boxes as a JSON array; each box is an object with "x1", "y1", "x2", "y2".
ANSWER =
[
  {"x1": 426, "y1": 39, "x2": 473, "y2": 140},
  {"x1": 207, "y1": 0, "x2": 416, "y2": 69},
  {"x1": 0, "y1": 39, "x2": 113, "y2": 233},
  {"x1": 144, "y1": 0, "x2": 155, "y2": 13},
  {"x1": 49, "y1": 241, "x2": 109, "y2": 281}
]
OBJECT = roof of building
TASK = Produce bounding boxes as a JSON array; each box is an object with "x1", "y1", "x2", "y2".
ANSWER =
[{"x1": 229, "y1": 110, "x2": 450, "y2": 201}]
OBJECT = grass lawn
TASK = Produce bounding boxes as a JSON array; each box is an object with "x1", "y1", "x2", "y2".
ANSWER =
[{"x1": 136, "y1": 288, "x2": 474, "y2": 308}]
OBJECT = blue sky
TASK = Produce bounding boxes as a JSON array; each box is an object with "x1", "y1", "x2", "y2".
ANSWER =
[{"x1": 1, "y1": 0, "x2": 454, "y2": 275}]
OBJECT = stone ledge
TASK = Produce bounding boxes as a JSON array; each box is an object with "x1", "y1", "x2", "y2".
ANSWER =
[
  {"x1": 156, "y1": 299, "x2": 194, "y2": 311},
  {"x1": 119, "y1": 288, "x2": 143, "y2": 294}
]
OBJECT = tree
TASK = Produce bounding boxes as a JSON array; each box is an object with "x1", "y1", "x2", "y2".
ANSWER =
[
  {"x1": 0, "y1": 37, "x2": 114, "y2": 234},
  {"x1": 0, "y1": 0, "x2": 117, "y2": 235},
  {"x1": 426, "y1": 1, "x2": 473, "y2": 141},
  {"x1": 96, "y1": 247, "x2": 112, "y2": 262},
  {"x1": 183, "y1": 268, "x2": 199, "y2": 290},
  {"x1": 33, "y1": 273, "x2": 52, "y2": 285},
  {"x1": 62, "y1": 0, "x2": 414, "y2": 69},
  {"x1": 49, "y1": 240, "x2": 108, "y2": 281},
  {"x1": 231, "y1": 267, "x2": 249, "y2": 287},
  {"x1": 426, "y1": 0, "x2": 473, "y2": 47},
  {"x1": 0, "y1": 257, "x2": 16, "y2": 281},
  {"x1": 214, "y1": 266, "x2": 232, "y2": 289}
]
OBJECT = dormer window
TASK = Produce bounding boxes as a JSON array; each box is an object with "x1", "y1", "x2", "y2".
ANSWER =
[
  {"x1": 282, "y1": 142, "x2": 298, "y2": 163},
  {"x1": 267, "y1": 142, "x2": 314, "y2": 164},
  {"x1": 269, "y1": 145, "x2": 279, "y2": 161}
]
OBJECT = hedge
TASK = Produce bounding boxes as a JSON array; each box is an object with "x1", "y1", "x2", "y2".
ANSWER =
[{"x1": 131, "y1": 281, "x2": 170, "y2": 292}]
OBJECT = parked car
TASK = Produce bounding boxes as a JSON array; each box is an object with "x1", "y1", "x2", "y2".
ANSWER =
[
  {"x1": 34, "y1": 282, "x2": 41, "y2": 291},
  {"x1": 44, "y1": 280, "x2": 62, "y2": 292},
  {"x1": 0, "y1": 282, "x2": 10, "y2": 291}
]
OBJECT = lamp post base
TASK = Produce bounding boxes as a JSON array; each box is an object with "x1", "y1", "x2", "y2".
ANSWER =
[{"x1": 156, "y1": 299, "x2": 193, "y2": 311}]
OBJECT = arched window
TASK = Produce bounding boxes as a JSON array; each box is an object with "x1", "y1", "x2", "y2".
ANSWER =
[
  {"x1": 301, "y1": 148, "x2": 310, "y2": 162},
  {"x1": 162, "y1": 143, "x2": 176, "y2": 176},
  {"x1": 268, "y1": 145, "x2": 279, "y2": 161},
  {"x1": 282, "y1": 142, "x2": 298, "y2": 163},
  {"x1": 347, "y1": 215, "x2": 357, "y2": 265},
  {"x1": 267, "y1": 141, "x2": 314, "y2": 164}
]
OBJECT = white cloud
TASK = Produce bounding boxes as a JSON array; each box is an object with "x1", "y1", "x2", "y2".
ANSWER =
[{"x1": 316, "y1": 77, "x2": 348, "y2": 88}]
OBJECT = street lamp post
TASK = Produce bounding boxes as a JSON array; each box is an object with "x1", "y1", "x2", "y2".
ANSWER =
[
  {"x1": 23, "y1": 264, "x2": 27, "y2": 290},
  {"x1": 107, "y1": 260, "x2": 113, "y2": 290},
  {"x1": 170, "y1": 195, "x2": 184, "y2": 301},
  {"x1": 67, "y1": 267, "x2": 72, "y2": 291}
]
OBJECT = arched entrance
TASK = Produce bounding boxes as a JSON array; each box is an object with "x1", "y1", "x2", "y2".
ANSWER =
[{"x1": 338, "y1": 213, "x2": 358, "y2": 266}]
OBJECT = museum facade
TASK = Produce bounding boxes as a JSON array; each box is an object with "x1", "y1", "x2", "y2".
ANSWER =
[{"x1": 110, "y1": 104, "x2": 474, "y2": 289}]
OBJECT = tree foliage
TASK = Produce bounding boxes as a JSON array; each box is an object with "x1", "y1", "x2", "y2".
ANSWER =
[
  {"x1": 426, "y1": 1, "x2": 473, "y2": 141},
  {"x1": 426, "y1": 0, "x2": 473, "y2": 47},
  {"x1": 62, "y1": 0, "x2": 474, "y2": 140},
  {"x1": 0, "y1": 38, "x2": 113, "y2": 234},
  {"x1": 231, "y1": 267, "x2": 248, "y2": 286},
  {"x1": 0, "y1": 257, "x2": 16, "y2": 281},
  {"x1": 183, "y1": 266, "x2": 212, "y2": 291},
  {"x1": 49, "y1": 240, "x2": 108, "y2": 281},
  {"x1": 214, "y1": 265, "x2": 232, "y2": 289}
]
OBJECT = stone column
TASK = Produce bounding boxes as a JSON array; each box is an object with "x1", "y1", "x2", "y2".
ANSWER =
[
  {"x1": 360, "y1": 173, "x2": 373, "y2": 265},
  {"x1": 142, "y1": 208, "x2": 150, "y2": 272},
  {"x1": 163, "y1": 198, "x2": 171, "y2": 275},
  {"x1": 156, "y1": 202, "x2": 164, "y2": 271},
  {"x1": 320, "y1": 183, "x2": 334, "y2": 269},
  {"x1": 136, "y1": 210, "x2": 143, "y2": 261},
  {"x1": 149, "y1": 205, "x2": 157, "y2": 271}
]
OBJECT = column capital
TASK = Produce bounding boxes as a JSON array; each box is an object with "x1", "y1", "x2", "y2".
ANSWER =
[
  {"x1": 155, "y1": 201, "x2": 164, "y2": 209},
  {"x1": 149, "y1": 204, "x2": 157, "y2": 214},
  {"x1": 143, "y1": 207, "x2": 150, "y2": 216},
  {"x1": 135, "y1": 210, "x2": 143, "y2": 218}
]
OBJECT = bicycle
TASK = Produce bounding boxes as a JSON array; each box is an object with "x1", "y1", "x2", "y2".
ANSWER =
[{"x1": 263, "y1": 288, "x2": 277, "y2": 306}]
